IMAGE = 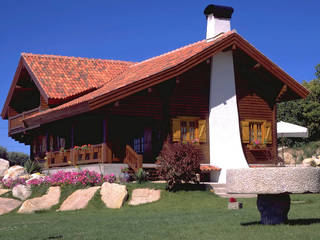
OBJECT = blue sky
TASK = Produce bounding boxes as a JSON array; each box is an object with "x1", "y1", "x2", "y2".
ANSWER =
[{"x1": 0, "y1": 0, "x2": 319, "y2": 154}]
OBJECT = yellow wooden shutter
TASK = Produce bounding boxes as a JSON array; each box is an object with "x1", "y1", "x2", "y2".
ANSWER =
[
  {"x1": 265, "y1": 121, "x2": 272, "y2": 144},
  {"x1": 172, "y1": 119, "x2": 181, "y2": 142},
  {"x1": 241, "y1": 121, "x2": 250, "y2": 143},
  {"x1": 198, "y1": 120, "x2": 207, "y2": 143}
]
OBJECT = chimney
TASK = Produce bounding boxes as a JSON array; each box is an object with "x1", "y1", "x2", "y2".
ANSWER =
[{"x1": 204, "y1": 4, "x2": 234, "y2": 41}]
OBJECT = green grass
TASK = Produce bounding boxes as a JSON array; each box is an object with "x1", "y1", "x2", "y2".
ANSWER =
[{"x1": 1, "y1": 183, "x2": 320, "y2": 240}]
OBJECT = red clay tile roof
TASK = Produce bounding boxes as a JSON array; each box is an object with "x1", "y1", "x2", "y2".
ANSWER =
[
  {"x1": 22, "y1": 53, "x2": 133, "y2": 101},
  {"x1": 25, "y1": 31, "x2": 234, "y2": 122},
  {"x1": 23, "y1": 30, "x2": 309, "y2": 125}
]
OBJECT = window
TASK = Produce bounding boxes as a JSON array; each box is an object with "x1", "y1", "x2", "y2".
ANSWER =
[
  {"x1": 133, "y1": 137, "x2": 144, "y2": 154},
  {"x1": 172, "y1": 117, "x2": 206, "y2": 143},
  {"x1": 241, "y1": 120, "x2": 272, "y2": 145}
]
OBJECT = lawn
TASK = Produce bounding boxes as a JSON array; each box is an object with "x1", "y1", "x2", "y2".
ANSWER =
[{"x1": 1, "y1": 183, "x2": 320, "y2": 240}]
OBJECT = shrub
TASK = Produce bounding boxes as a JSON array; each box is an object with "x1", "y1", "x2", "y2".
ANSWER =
[
  {"x1": 24, "y1": 159, "x2": 41, "y2": 174},
  {"x1": 135, "y1": 168, "x2": 147, "y2": 184},
  {"x1": 156, "y1": 142, "x2": 201, "y2": 191}
]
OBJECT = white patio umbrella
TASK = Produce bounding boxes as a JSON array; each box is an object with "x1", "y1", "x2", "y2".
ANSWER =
[
  {"x1": 277, "y1": 121, "x2": 308, "y2": 138},
  {"x1": 277, "y1": 121, "x2": 308, "y2": 165}
]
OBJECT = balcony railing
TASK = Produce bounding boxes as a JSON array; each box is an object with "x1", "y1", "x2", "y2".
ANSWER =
[
  {"x1": 9, "y1": 107, "x2": 40, "y2": 132},
  {"x1": 46, "y1": 143, "x2": 111, "y2": 168}
]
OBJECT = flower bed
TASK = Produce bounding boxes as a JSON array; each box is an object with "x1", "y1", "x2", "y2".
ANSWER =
[{"x1": 1, "y1": 170, "x2": 116, "y2": 189}]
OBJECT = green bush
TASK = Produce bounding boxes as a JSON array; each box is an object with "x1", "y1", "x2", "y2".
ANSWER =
[
  {"x1": 135, "y1": 168, "x2": 147, "y2": 184},
  {"x1": 24, "y1": 159, "x2": 41, "y2": 174}
]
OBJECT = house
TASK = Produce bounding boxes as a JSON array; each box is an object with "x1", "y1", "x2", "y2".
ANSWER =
[{"x1": 1, "y1": 4, "x2": 308, "y2": 183}]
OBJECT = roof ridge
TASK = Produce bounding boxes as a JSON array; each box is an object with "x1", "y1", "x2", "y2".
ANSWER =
[
  {"x1": 131, "y1": 39, "x2": 207, "y2": 67},
  {"x1": 21, "y1": 53, "x2": 134, "y2": 64}
]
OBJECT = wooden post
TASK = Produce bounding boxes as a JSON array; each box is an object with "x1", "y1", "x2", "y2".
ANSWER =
[
  {"x1": 103, "y1": 118, "x2": 107, "y2": 143},
  {"x1": 70, "y1": 148, "x2": 75, "y2": 165},
  {"x1": 71, "y1": 123, "x2": 74, "y2": 148},
  {"x1": 102, "y1": 143, "x2": 107, "y2": 163}
]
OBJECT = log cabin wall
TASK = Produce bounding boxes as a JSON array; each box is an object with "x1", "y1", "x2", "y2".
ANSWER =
[
  {"x1": 101, "y1": 61, "x2": 211, "y2": 164},
  {"x1": 234, "y1": 50, "x2": 282, "y2": 164},
  {"x1": 168, "y1": 62, "x2": 210, "y2": 164}
]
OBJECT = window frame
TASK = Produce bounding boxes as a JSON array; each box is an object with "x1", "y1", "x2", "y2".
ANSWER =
[{"x1": 172, "y1": 116, "x2": 206, "y2": 144}]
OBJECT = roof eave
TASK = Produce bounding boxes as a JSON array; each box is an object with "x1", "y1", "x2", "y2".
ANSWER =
[{"x1": 25, "y1": 32, "x2": 309, "y2": 125}]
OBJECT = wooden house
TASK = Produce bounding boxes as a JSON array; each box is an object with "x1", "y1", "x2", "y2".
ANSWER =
[{"x1": 1, "y1": 5, "x2": 308, "y2": 182}]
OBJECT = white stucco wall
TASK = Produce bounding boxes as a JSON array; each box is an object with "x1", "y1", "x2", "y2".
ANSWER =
[
  {"x1": 209, "y1": 51, "x2": 248, "y2": 183},
  {"x1": 206, "y1": 14, "x2": 231, "y2": 40}
]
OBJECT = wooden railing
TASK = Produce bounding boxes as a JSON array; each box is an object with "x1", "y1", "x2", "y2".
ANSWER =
[
  {"x1": 124, "y1": 145, "x2": 143, "y2": 173},
  {"x1": 46, "y1": 143, "x2": 111, "y2": 168},
  {"x1": 9, "y1": 107, "x2": 40, "y2": 131}
]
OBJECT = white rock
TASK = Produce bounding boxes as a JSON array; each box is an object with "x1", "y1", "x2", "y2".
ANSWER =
[
  {"x1": 58, "y1": 186, "x2": 100, "y2": 211},
  {"x1": 302, "y1": 158, "x2": 315, "y2": 167},
  {"x1": 18, "y1": 186, "x2": 61, "y2": 214},
  {"x1": 12, "y1": 184, "x2": 32, "y2": 201},
  {"x1": 0, "y1": 189, "x2": 11, "y2": 196},
  {"x1": 0, "y1": 197, "x2": 21, "y2": 215},
  {"x1": 314, "y1": 158, "x2": 320, "y2": 166},
  {"x1": 100, "y1": 182, "x2": 127, "y2": 209},
  {"x1": 3, "y1": 165, "x2": 27, "y2": 181},
  {"x1": 129, "y1": 188, "x2": 161, "y2": 206},
  {"x1": 0, "y1": 158, "x2": 9, "y2": 177}
]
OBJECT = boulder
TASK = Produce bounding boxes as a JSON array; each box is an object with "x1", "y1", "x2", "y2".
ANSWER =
[
  {"x1": 302, "y1": 158, "x2": 315, "y2": 167},
  {"x1": 0, "y1": 158, "x2": 9, "y2": 177},
  {"x1": 12, "y1": 184, "x2": 32, "y2": 201},
  {"x1": 283, "y1": 152, "x2": 296, "y2": 165},
  {"x1": 100, "y1": 182, "x2": 127, "y2": 209},
  {"x1": 18, "y1": 186, "x2": 61, "y2": 214},
  {"x1": 0, "y1": 197, "x2": 21, "y2": 215},
  {"x1": 58, "y1": 186, "x2": 100, "y2": 211},
  {"x1": 314, "y1": 158, "x2": 320, "y2": 166},
  {"x1": 129, "y1": 188, "x2": 161, "y2": 206},
  {"x1": 0, "y1": 189, "x2": 11, "y2": 196},
  {"x1": 3, "y1": 165, "x2": 27, "y2": 181}
]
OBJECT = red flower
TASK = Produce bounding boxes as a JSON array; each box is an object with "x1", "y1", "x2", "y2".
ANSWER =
[{"x1": 229, "y1": 197, "x2": 237, "y2": 203}]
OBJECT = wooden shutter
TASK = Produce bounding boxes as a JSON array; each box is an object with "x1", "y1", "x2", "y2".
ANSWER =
[
  {"x1": 241, "y1": 121, "x2": 250, "y2": 143},
  {"x1": 265, "y1": 122, "x2": 272, "y2": 144},
  {"x1": 172, "y1": 119, "x2": 181, "y2": 142},
  {"x1": 198, "y1": 120, "x2": 207, "y2": 143}
]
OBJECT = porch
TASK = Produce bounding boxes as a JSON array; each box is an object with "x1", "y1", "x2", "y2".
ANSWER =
[{"x1": 45, "y1": 143, "x2": 143, "y2": 173}]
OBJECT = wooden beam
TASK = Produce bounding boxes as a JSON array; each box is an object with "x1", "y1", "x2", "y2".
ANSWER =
[
  {"x1": 275, "y1": 84, "x2": 288, "y2": 102},
  {"x1": 254, "y1": 63, "x2": 261, "y2": 69}
]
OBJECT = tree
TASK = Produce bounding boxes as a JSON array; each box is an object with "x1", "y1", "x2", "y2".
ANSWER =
[
  {"x1": 0, "y1": 146, "x2": 9, "y2": 160},
  {"x1": 277, "y1": 64, "x2": 320, "y2": 144},
  {"x1": 0, "y1": 145, "x2": 30, "y2": 166}
]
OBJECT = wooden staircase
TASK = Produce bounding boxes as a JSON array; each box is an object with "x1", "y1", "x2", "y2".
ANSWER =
[
  {"x1": 209, "y1": 183, "x2": 256, "y2": 198},
  {"x1": 124, "y1": 145, "x2": 143, "y2": 173}
]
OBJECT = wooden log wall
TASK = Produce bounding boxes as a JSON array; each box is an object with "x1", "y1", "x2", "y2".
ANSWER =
[{"x1": 234, "y1": 51, "x2": 281, "y2": 164}]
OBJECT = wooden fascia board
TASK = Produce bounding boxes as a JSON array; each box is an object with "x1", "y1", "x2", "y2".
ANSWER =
[
  {"x1": 23, "y1": 102, "x2": 90, "y2": 126},
  {"x1": 233, "y1": 35, "x2": 309, "y2": 99},
  {"x1": 21, "y1": 56, "x2": 50, "y2": 103},
  {"x1": 1, "y1": 58, "x2": 24, "y2": 119},
  {"x1": 89, "y1": 34, "x2": 236, "y2": 109}
]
